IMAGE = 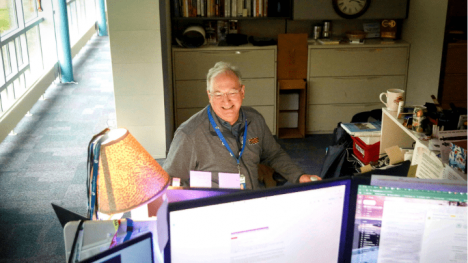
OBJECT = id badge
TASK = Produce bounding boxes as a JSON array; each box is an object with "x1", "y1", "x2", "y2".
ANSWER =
[{"x1": 240, "y1": 174, "x2": 246, "y2": 190}]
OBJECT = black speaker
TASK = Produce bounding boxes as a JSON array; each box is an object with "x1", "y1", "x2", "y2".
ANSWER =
[{"x1": 226, "y1": 34, "x2": 248, "y2": 46}]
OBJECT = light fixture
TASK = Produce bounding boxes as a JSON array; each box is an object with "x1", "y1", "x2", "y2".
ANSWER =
[{"x1": 87, "y1": 128, "x2": 170, "y2": 219}]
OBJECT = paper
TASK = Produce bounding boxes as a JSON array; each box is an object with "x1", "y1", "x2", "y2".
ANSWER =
[
  {"x1": 442, "y1": 165, "x2": 467, "y2": 181},
  {"x1": 415, "y1": 152, "x2": 444, "y2": 179},
  {"x1": 172, "y1": 177, "x2": 180, "y2": 187},
  {"x1": 377, "y1": 202, "x2": 427, "y2": 262},
  {"x1": 407, "y1": 165, "x2": 417, "y2": 177},
  {"x1": 440, "y1": 141, "x2": 452, "y2": 164},
  {"x1": 458, "y1": 115, "x2": 467, "y2": 129},
  {"x1": 403, "y1": 150, "x2": 413, "y2": 161},
  {"x1": 360, "y1": 165, "x2": 372, "y2": 173},
  {"x1": 411, "y1": 141, "x2": 431, "y2": 166},
  {"x1": 190, "y1": 171, "x2": 212, "y2": 188},
  {"x1": 131, "y1": 204, "x2": 150, "y2": 220},
  {"x1": 385, "y1": 145, "x2": 404, "y2": 165},
  {"x1": 419, "y1": 207, "x2": 467, "y2": 263},
  {"x1": 218, "y1": 172, "x2": 240, "y2": 189},
  {"x1": 428, "y1": 139, "x2": 441, "y2": 151},
  {"x1": 156, "y1": 194, "x2": 169, "y2": 262}
]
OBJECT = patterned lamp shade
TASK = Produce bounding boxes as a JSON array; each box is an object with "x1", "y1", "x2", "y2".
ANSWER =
[{"x1": 97, "y1": 128, "x2": 169, "y2": 214}]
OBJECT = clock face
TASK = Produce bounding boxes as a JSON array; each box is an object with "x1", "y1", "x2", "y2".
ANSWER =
[{"x1": 332, "y1": 0, "x2": 370, "y2": 19}]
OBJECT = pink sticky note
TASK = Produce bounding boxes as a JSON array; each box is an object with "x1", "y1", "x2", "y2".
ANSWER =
[
  {"x1": 218, "y1": 173, "x2": 240, "y2": 189},
  {"x1": 172, "y1": 177, "x2": 181, "y2": 187},
  {"x1": 190, "y1": 171, "x2": 212, "y2": 188}
]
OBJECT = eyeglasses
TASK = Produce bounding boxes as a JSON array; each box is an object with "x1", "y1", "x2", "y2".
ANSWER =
[{"x1": 210, "y1": 88, "x2": 242, "y2": 100}]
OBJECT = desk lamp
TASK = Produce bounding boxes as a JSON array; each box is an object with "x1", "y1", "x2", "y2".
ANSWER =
[{"x1": 87, "y1": 128, "x2": 170, "y2": 220}]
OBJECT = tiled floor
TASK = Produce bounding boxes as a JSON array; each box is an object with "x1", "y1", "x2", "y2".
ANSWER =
[{"x1": 0, "y1": 35, "x2": 115, "y2": 263}]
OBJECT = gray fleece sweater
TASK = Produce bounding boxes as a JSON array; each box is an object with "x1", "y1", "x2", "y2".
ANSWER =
[{"x1": 163, "y1": 105, "x2": 304, "y2": 190}]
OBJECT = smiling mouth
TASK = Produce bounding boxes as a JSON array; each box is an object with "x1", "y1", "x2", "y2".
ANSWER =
[{"x1": 222, "y1": 105, "x2": 234, "y2": 110}]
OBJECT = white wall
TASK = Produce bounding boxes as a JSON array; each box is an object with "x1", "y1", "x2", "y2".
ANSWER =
[
  {"x1": 106, "y1": 0, "x2": 167, "y2": 158},
  {"x1": 402, "y1": 0, "x2": 449, "y2": 105}
]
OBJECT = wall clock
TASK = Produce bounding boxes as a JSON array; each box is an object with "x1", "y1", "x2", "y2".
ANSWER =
[{"x1": 332, "y1": 0, "x2": 371, "y2": 19}]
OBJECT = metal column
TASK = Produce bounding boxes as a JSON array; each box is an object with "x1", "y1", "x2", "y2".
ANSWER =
[
  {"x1": 97, "y1": 0, "x2": 108, "y2": 36},
  {"x1": 56, "y1": 0, "x2": 74, "y2": 83}
]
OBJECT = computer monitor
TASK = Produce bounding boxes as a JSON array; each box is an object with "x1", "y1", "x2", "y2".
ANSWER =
[
  {"x1": 79, "y1": 232, "x2": 154, "y2": 263},
  {"x1": 164, "y1": 177, "x2": 352, "y2": 263},
  {"x1": 146, "y1": 187, "x2": 240, "y2": 217},
  {"x1": 350, "y1": 185, "x2": 467, "y2": 263}
]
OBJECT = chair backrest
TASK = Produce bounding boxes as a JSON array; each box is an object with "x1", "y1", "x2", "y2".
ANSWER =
[{"x1": 320, "y1": 123, "x2": 353, "y2": 179}]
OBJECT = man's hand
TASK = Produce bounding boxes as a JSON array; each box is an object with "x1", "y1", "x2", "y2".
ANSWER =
[{"x1": 299, "y1": 174, "x2": 322, "y2": 183}]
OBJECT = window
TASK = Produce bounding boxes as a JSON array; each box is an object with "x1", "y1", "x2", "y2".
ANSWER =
[
  {"x1": 0, "y1": 0, "x2": 18, "y2": 35},
  {"x1": 22, "y1": 0, "x2": 37, "y2": 22}
]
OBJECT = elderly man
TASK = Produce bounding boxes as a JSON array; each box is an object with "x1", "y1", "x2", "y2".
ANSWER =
[{"x1": 163, "y1": 61, "x2": 321, "y2": 189}]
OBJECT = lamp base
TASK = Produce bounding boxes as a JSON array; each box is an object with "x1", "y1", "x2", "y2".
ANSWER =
[{"x1": 97, "y1": 212, "x2": 124, "y2": 220}]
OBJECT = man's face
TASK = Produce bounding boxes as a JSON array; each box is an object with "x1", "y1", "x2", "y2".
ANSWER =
[{"x1": 207, "y1": 71, "x2": 245, "y2": 125}]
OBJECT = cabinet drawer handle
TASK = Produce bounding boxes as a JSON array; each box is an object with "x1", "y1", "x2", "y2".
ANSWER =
[
  {"x1": 336, "y1": 48, "x2": 382, "y2": 52},
  {"x1": 333, "y1": 103, "x2": 380, "y2": 107},
  {"x1": 200, "y1": 51, "x2": 248, "y2": 55},
  {"x1": 332, "y1": 76, "x2": 381, "y2": 80}
]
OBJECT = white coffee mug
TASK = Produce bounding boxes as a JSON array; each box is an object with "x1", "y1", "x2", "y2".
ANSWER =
[{"x1": 380, "y1": 89, "x2": 405, "y2": 111}]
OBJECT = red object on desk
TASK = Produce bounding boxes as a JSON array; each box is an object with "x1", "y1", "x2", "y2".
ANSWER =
[{"x1": 351, "y1": 136, "x2": 381, "y2": 165}]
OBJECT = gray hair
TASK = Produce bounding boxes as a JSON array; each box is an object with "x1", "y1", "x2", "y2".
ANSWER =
[{"x1": 206, "y1": 61, "x2": 243, "y2": 92}]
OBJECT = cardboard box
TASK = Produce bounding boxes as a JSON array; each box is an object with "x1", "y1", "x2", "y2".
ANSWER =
[{"x1": 277, "y1": 34, "x2": 308, "y2": 80}]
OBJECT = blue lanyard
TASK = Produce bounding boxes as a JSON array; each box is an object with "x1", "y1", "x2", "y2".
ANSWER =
[
  {"x1": 89, "y1": 140, "x2": 102, "y2": 220},
  {"x1": 207, "y1": 105, "x2": 248, "y2": 173},
  {"x1": 123, "y1": 218, "x2": 134, "y2": 242}
]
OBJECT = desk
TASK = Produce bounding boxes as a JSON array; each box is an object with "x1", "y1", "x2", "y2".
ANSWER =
[{"x1": 380, "y1": 108, "x2": 429, "y2": 154}]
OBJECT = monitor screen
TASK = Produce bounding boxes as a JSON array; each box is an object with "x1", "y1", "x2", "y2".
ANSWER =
[
  {"x1": 166, "y1": 187, "x2": 240, "y2": 202},
  {"x1": 351, "y1": 185, "x2": 467, "y2": 263},
  {"x1": 80, "y1": 232, "x2": 154, "y2": 263},
  {"x1": 164, "y1": 177, "x2": 352, "y2": 263}
]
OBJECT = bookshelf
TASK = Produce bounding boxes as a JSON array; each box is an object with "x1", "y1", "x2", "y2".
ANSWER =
[
  {"x1": 172, "y1": 16, "x2": 289, "y2": 20},
  {"x1": 171, "y1": 0, "x2": 291, "y2": 19}
]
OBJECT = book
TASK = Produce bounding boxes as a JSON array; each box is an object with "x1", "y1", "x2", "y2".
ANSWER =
[
  {"x1": 201, "y1": 0, "x2": 205, "y2": 16},
  {"x1": 207, "y1": 0, "x2": 212, "y2": 17},
  {"x1": 258, "y1": 0, "x2": 262, "y2": 17},
  {"x1": 254, "y1": 0, "x2": 258, "y2": 17},
  {"x1": 340, "y1": 121, "x2": 382, "y2": 137},
  {"x1": 172, "y1": 0, "x2": 181, "y2": 17},
  {"x1": 225, "y1": 0, "x2": 230, "y2": 17},
  {"x1": 189, "y1": 0, "x2": 197, "y2": 17},
  {"x1": 237, "y1": 0, "x2": 243, "y2": 16},
  {"x1": 182, "y1": 0, "x2": 189, "y2": 17},
  {"x1": 231, "y1": 0, "x2": 237, "y2": 17}
]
